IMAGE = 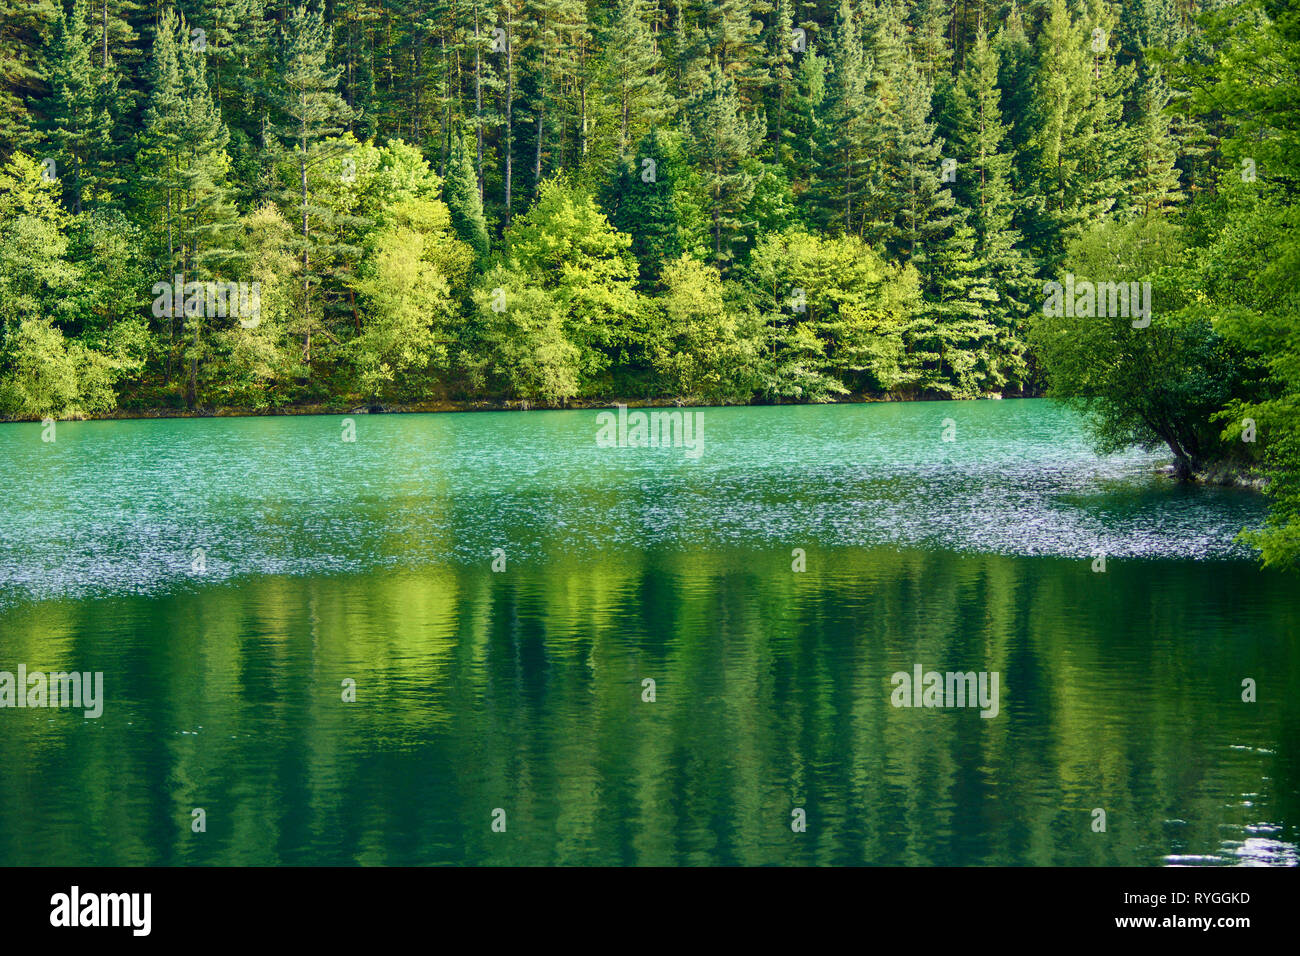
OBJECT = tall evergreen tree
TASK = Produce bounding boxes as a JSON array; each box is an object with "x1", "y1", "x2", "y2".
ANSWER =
[
  {"x1": 0, "y1": 0, "x2": 60, "y2": 154},
  {"x1": 138, "y1": 7, "x2": 234, "y2": 403},
  {"x1": 1128, "y1": 68, "x2": 1184, "y2": 214},
  {"x1": 445, "y1": 127, "x2": 489, "y2": 260},
  {"x1": 814, "y1": 0, "x2": 873, "y2": 234},
  {"x1": 783, "y1": 46, "x2": 824, "y2": 199},
  {"x1": 683, "y1": 61, "x2": 763, "y2": 268},
  {"x1": 604, "y1": 126, "x2": 707, "y2": 286},
  {"x1": 41, "y1": 0, "x2": 119, "y2": 213},
  {"x1": 889, "y1": 55, "x2": 959, "y2": 267},
  {"x1": 603, "y1": 0, "x2": 668, "y2": 160},
  {"x1": 950, "y1": 24, "x2": 1034, "y2": 384},
  {"x1": 762, "y1": 0, "x2": 797, "y2": 159},
  {"x1": 272, "y1": 2, "x2": 356, "y2": 369}
]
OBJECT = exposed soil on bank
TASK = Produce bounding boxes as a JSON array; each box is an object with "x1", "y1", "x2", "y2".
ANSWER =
[{"x1": 1154, "y1": 463, "x2": 1268, "y2": 492}]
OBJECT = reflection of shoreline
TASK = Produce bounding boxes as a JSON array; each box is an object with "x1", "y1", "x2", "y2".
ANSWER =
[
  {"x1": 0, "y1": 391, "x2": 1041, "y2": 424},
  {"x1": 0, "y1": 551, "x2": 1293, "y2": 866}
]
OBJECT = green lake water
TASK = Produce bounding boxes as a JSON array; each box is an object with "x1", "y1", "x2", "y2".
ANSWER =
[{"x1": 0, "y1": 399, "x2": 1296, "y2": 865}]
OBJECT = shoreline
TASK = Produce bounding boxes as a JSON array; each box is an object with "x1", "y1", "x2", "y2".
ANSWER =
[
  {"x1": 1154, "y1": 463, "x2": 1268, "y2": 492},
  {"x1": 0, "y1": 390, "x2": 1034, "y2": 423}
]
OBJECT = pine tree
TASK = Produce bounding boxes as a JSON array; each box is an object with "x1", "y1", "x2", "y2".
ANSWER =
[
  {"x1": 683, "y1": 61, "x2": 764, "y2": 268},
  {"x1": 445, "y1": 128, "x2": 490, "y2": 259},
  {"x1": 41, "y1": 0, "x2": 118, "y2": 213},
  {"x1": 1028, "y1": 0, "x2": 1095, "y2": 261},
  {"x1": 927, "y1": 220, "x2": 999, "y2": 397},
  {"x1": 176, "y1": 22, "x2": 236, "y2": 407},
  {"x1": 272, "y1": 2, "x2": 356, "y2": 369},
  {"x1": 814, "y1": 0, "x2": 872, "y2": 235},
  {"x1": 993, "y1": 2, "x2": 1050, "y2": 262},
  {"x1": 140, "y1": 6, "x2": 186, "y2": 281},
  {"x1": 603, "y1": 0, "x2": 668, "y2": 160},
  {"x1": 783, "y1": 46, "x2": 824, "y2": 194},
  {"x1": 858, "y1": 0, "x2": 909, "y2": 243},
  {"x1": 710, "y1": 0, "x2": 766, "y2": 106},
  {"x1": 522, "y1": 0, "x2": 586, "y2": 195},
  {"x1": 604, "y1": 127, "x2": 707, "y2": 286},
  {"x1": 336, "y1": 0, "x2": 379, "y2": 139},
  {"x1": 0, "y1": 0, "x2": 60, "y2": 154},
  {"x1": 950, "y1": 25, "x2": 1034, "y2": 384},
  {"x1": 176, "y1": 0, "x2": 267, "y2": 126},
  {"x1": 496, "y1": 0, "x2": 525, "y2": 227},
  {"x1": 908, "y1": 0, "x2": 953, "y2": 80},
  {"x1": 889, "y1": 56, "x2": 959, "y2": 268},
  {"x1": 1129, "y1": 69, "x2": 1184, "y2": 215},
  {"x1": 1075, "y1": 0, "x2": 1133, "y2": 221},
  {"x1": 138, "y1": 7, "x2": 234, "y2": 403},
  {"x1": 762, "y1": 0, "x2": 797, "y2": 159},
  {"x1": 466, "y1": 0, "x2": 499, "y2": 199}
]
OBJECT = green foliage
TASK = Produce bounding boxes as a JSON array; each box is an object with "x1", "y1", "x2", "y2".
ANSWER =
[
  {"x1": 649, "y1": 255, "x2": 764, "y2": 403},
  {"x1": 683, "y1": 62, "x2": 764, "y2": 268},
  {"x1": 0, "y1": 152, "x2": 76, "y2": 339},
  {"x1": 748, "y1": 229, "x2": 923, "y2": 399},
  {"x1": 1031, "y1": 215, "x2": 1247, "y2": 478},
  {"x1": 444, "y1": 130, "x2": 490, "y2": 261},
  {"x1": 349, "y1": 195, "x2": 469, "y2": 400},
  {"x1": 501, "y1": 176, "x2": 642, "y2": 392},
  {"x1": 472, "y1": 263, "x2": 580, "y2": 405},
  {"x1": 0, "y1": 317, "x2": 117, "y2": 417},
  {"x1": 604, "y1": 128, "x2": 708, "y2": 286}
]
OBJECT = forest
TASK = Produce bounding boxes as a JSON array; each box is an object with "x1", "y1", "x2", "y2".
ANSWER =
[{"x1": 0, "y1": 0, "x2": 1296, "y2": 566}]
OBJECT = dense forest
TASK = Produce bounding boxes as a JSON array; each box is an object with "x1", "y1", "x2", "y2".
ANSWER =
[{"x1": 0, "y1": 0, "x2": 1296, "y2": 565}]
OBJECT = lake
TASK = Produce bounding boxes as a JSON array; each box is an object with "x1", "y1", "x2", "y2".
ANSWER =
[{"x1": 0, "y1": 399, "x2": 1296, "y2": 865}]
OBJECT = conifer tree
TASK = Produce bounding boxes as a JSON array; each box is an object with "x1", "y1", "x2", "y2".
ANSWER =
[
  {"x1": 176, "y1": 0, "x2": 267, "y2": 129},
  {"x1": 783, "y1": 47, "x2": 824, "y2": 192},
  {"x1": 814, "y1": 0, "x2": 872, "y2": 234},
  {"x1": 41, "y1": 0, "x2": 118, "y2": 213},
  {"x1": 1075, "y1": 0, "x2": 1133, "y2": 221},
  {"x1": 950, "y1": 24, "x2": 1034, "y2": 382},
  {"x1": 603, "y1": 0, "x2": 668, "y2": 161},
  {"x1": 137, "y1": 8, "x2": 235, "y2": 403},
  {"x1": 710, "y1": 0, "x2": 767, "y2": 105},
  {"x1": 926, "y1": 220, "x2": 999, "y2": 397},
  {"x1": 605, "y1": 127, "x2": 707, "y2": 286},
  {"x1": 908, "y1": 0, "x2": 953, "y2": 80},
  {"x1": 445, "y1": 128, "x2": 490, "y2": 260},
  {"x1": 683, "y1": 61, "x2": 763, "y2": 268},
  {"x1": 1028, "y1": 0, "x2": 1095, "y2": 260},
  {"x1": 763, "y1": 0, "x2": 797, "y2": 159},
  {"x1": 0, "y1": 0, "x2": 60, "y2": 153},
  {"x1": 1128, "y1": 68, "x2": 1184, "y2": 215},
  {"x1": 272, "y1": 2, "x2": 355, "y2": 368},
  {"x1": 889, "y1": 56, "x2": 959, "y2": 268}
]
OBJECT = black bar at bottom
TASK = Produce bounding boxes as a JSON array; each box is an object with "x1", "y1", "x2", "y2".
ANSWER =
[{"x1": 0, "y1": 865, "x2": 1289, "y2": 942}]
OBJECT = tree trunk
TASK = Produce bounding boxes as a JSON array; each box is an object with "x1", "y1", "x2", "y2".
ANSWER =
[
  {"x1": 504, "y1": 25, "x2": 513, "y2": 228},
  {"x1": 301, "y1": 142, "x2": 311, "y2": 368},
  {"x1": 475, "y1": 11, "x2": 483, "y2": 199},
  {"x1": 534, "y1": 45, "x2": 547, "y2": 192}
]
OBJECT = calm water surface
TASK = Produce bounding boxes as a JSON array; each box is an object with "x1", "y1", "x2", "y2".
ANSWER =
[{"x1": 0, "y1": 400, "x2": 1296, "y2": 865}]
